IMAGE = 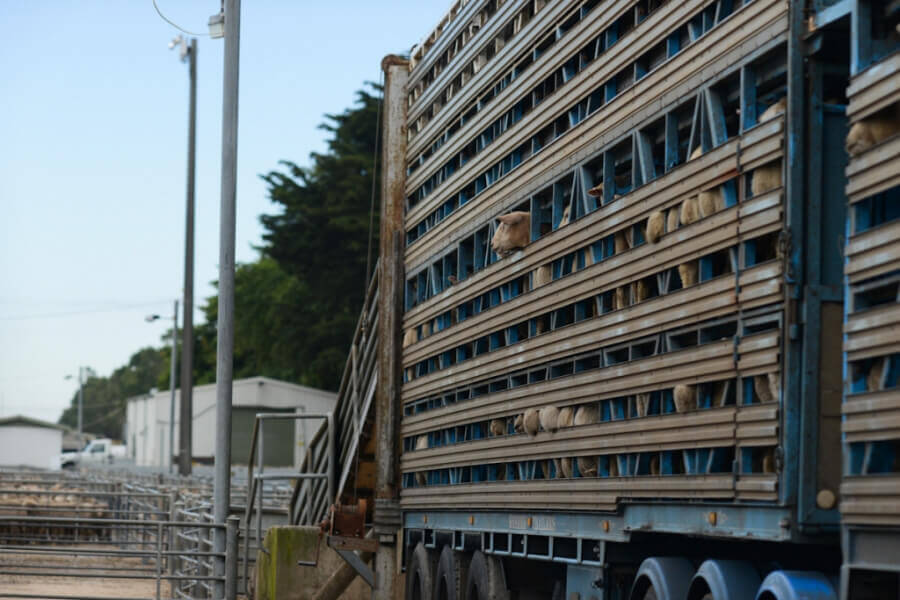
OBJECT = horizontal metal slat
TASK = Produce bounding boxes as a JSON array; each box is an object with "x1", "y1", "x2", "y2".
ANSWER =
[
  {"x1": 402, "y1": 409, "x2": 738, "y2": 471},
  {"x1": 403, "y1": 284, "x2": 740, "y2": 400},
  {"x1": 846, "y1": 220, "x2": 900, "y2": 284},
  {"x1": 408, "y1": 0, "x2": 627, "y2": 166},
  {"x1": 400, "y1": 474, "x2": 734, "y2": 511},
  {"x1": 407, "y1": 0, "x2": 700, "y2": 191},
  {"x1": 846, "y1": 134, "x2": 900, "y2": 203},
  {"x1": 846, "y1": 51, "x2": 900, "y2": 123},
  {"x1": 403, "y1": 1, "x2": 789, "y2": 258},
  {"x1": 403, "y1": 135, "x2": 750, "y2": 328}
]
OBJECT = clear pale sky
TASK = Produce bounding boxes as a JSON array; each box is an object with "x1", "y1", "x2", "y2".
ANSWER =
[{"x1": 0, "y1": 1, "x2": 448, "y2": 423}]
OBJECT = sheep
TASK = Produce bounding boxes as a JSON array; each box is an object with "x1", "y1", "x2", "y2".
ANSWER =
[
  {"x1": 558, "y1": 204, "x2": 572, "y2": 228},
  {"x1": 698, "y1": 187, "x2": 724, "y2": 218},
  {"x1": 415, "y1": 435, "x2": 429, "y2": 486},
  {"x1": 523, "y1": 408, "x2": 540, "y2": 437},
  {"x1": 760, "y1": 96, "x2": 787, "y2": 122},
  {"x1": 574, "y1": 405, "x2": 599, "y2": 476},
  {"x1": 539, "y1": 406, "x2": 560, "y2": 433},
  {"x1": 490, "y1": 211, "x2": 531, "y2": 257},
  {"x1": 574, "y1": 405, "x2": 597, "y2": 428},
  {"x1": 751, "y1": 160, "x2": 782, "y2": 196},
  {"x1": 845, "y1": 106, "x2": 900, "y2": 156},
  {"x1": 678, "y1": 261, "x2": 698, "y2": 288},
  {"x1": 666, "y1": 206, "x2": 680, "y2": 233},
  {"x1": 555, "y1": 407, "x2": 576, "y2": 478},
  {"x1": 635, "y1": 393, "x2": 651, "y2": 417},
  {"x1": 635, "y1": 280, "x2": 650, "y2": 303},
  {"x1": 489, "y1": 419, "x2": 506, "y2": 437},
  {"x1": 587, "y1": 174, "x2": 629, "y2": 200},
  {"x1": 680, "y1": 196, "x2": 700, "y2": 226},
  {"x1": 747, "y1": 100, "x2": 787, "y2": 199},
  {"x1": 689, "y1": 145, "x2": 704, "y2": 160},
  {"x1": 867, "y1": 357, "x2": 887, "y2": 391},
  {"x1": 754, "y1": 372, "x2": 781, "y2": 403},
  {"x1": 587, "y1": 182, "x2": 604, "y2": 197},
  {"x1": 646, "y1": 211, "x2": 665, "y2": 244},
  {"x1": 608, "y1": 455, "x2": 620, "y2": 477},
  {"x1": 578, "y1": 456, "x2": 599, "y2": 477},
  {"x1": 402, "y1": 328, "x2": 417, "y2": 348},
  {"x1": 514, "y1": 413, "x2": 525, "y2": 434},
  {"x1": 762, "y1": 448, "x2": 776, "y2": 474},
  {"x1": 649, "y1": 454, "x2": 660, "y2": 476},
  {"x1": 614, "y1": 286, "x2": 630, "y2": 310},
  {"x1": 533, "y1": 264, "x2": 552, "y2": 288},
  {"x1": 673, "y1": 384, "x2": 696, "y2": 413},
  {"x1": 557, "y1": 406, "x2": 575, "y2": 429},
  {"x1": 614, "y1": 230, "x2": 630, "y2": 255}
]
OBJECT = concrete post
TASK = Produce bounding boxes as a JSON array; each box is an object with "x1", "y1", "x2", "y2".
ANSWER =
[
  {"x1": 372, "y1": 54, "x2": 409, "y2": 600},
  {"x1": 179, "y1": 37, "x2": 197, "y2": 477},
  {"x1": 213, "y1": 0, "x2": 241, "y2": 598}
]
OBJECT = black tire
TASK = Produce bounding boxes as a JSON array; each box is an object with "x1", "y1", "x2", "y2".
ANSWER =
[
  {"x1": 407, "y1": 542, "x2": 437, "y2": 600},
  {"x1": 434, "y1": 545, "x2": 470, "y2": 600},
  {"x1": 464, "y1": 551, "x2": 509, "y2": 600}
]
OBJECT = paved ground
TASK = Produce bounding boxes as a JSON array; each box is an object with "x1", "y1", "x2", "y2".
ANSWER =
[{"x1": 0, "y1": 545, "x2": 171, "y2": 599}]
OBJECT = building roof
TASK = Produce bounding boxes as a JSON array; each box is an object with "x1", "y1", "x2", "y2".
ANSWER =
[
  {"x1": 126, "y1": 375, "x2": 337, "y2": 404},
  {"x1": 0, "y1": 415, "x2": 68, "y2": 431}
]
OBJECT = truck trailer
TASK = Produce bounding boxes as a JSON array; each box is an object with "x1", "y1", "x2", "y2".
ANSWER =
[{"x1": 370, "y1": 0, "x2": 900, "y2": 598}]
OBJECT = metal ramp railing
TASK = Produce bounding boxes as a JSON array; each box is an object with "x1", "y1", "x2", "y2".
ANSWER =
[
  {"x1": 238, "y1": 268, "x2": 379, "y2": 592},
  {"x1": 290, "y1": 267, "x2": 379, "y2": 527}
]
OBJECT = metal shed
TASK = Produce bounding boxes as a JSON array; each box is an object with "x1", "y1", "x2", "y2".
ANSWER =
[
  {"x1": 0, "y1": 415, "x2": 65, "y2": 470},
  {"x1": 125, "y1": 376, "x2": 337, "y2": 468}
]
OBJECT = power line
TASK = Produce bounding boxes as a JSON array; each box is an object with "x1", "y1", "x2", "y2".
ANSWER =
[
  {"x1": 151, "y1": 0, "x2": 210, "y2": 36},
  {"x1": 0, "y1": 301, "x2": 172, "y2": 322}
]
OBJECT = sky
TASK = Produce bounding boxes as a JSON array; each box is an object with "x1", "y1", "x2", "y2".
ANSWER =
[{"x1": 0, "y1": 0, "x2": 449, "y2": 423}]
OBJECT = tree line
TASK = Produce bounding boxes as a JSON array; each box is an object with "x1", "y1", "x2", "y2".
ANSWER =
[{"x1": 59, "y1": 85, "x2": 381, "y2": 439}]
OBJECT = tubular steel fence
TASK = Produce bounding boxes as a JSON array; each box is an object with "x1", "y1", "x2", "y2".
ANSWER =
[{"x1": 0, "y1": 469, "x2": 244, "y2": 600}]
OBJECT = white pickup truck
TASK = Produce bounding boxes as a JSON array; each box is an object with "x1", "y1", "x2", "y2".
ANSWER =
[{"x1": 59, "y1": 438, "x2": 127, "y2": 469}]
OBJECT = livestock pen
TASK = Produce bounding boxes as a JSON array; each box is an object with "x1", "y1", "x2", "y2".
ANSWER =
[{"x1": 0, "y1": 467, "x2": 295, "y2": 599}]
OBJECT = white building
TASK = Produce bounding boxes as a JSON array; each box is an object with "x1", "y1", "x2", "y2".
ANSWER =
[
  {"x1": 0, "y1": 416, "x2": 65, "y2": 470},
  {"x1": 124, "y1": 376, "x2": 337, "y2": 469}
]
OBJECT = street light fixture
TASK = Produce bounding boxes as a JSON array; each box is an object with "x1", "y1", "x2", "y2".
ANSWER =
[
  {"x1": 145, "y1": 300, "x2": 178, "y2": 474},
  {"x1": 208, "y1": 11, "x2": 225, "y2": 39}
]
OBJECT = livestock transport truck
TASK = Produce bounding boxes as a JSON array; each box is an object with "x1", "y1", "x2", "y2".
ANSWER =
[{"x1": 371, "y1": 0, "x2": 900, "y2": 598}]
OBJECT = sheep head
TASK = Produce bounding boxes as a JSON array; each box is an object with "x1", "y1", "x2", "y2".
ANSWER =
[{"x1": 490, "y1": 211, "x2": 530, "y2": 257}]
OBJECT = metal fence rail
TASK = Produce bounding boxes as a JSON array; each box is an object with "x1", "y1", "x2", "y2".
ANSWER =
[{"x1": 0, "y1": 469, "x2": 242, "y2": 600}]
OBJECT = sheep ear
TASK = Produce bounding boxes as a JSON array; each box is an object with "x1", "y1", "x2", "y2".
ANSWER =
[{"x1": 497, "y1": 213, "x2": 519, "y2": 225}]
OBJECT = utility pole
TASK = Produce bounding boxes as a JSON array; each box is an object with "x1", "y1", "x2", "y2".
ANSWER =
[
  {"x1": 212, "y1": 1, "x2": 240, "y2": 597},
  {"x1": 77, "y1": 367, "x2": 84, "y2": 450},
  {"x1": 372, "y1": 54, "x2": 409, "y2": 600},
  {"x1": 170, "y1": 36, "x2": 198, "y2": 477},
  {"x1": 168, "y1": 300, "x2": 178, "y2": 474}
]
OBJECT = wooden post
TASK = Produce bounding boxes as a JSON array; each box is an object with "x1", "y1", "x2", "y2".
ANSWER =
[{"x1": 373, "y1": 54, "x2": 409, "y2": 600}]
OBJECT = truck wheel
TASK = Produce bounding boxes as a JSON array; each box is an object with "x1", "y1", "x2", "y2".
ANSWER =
[
  {"x1": 464, "y1": 551, "x2": 508, "y2": 600},
  {"x1": 434, "y1": 545, "x2": 469, "y2": 600},
  {"x1": 407, "y1": 542, "x2": 437, "y2": 600}
]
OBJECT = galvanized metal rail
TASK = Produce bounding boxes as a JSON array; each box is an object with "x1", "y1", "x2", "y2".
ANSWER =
[
  {"x1": 288, "y1": 267, "x2": 380, "y2": 529},
  {"x1": 0, "y1": 469, "x2": 244, "y2": 599}
]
